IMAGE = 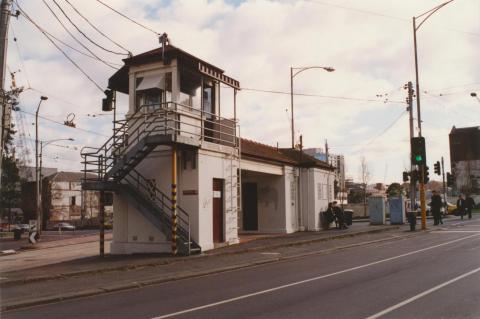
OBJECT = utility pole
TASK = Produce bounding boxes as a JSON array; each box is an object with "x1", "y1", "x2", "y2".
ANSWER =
[
  {"x1": 413, "y1": 17, "x2": 427, "y2": 231},
  {"x1": 0, "y1": 0, "x2": 13, "y2": 185},
  {"x1": 405, "y1": 82, "x2": 416, "y2": 209}
]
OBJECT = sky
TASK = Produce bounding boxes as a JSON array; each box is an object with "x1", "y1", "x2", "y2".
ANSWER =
[{"x1": 5, "y1": 0, "x2": 480, "y2": 184}]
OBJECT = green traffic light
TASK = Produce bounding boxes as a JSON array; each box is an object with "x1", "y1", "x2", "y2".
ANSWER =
[{"x1": 415, "y1": 155, "x2": 423, "y2": 162}]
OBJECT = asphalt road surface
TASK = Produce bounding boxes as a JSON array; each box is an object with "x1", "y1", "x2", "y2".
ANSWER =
[{"x1": 3, "y1": 219, "x2": 480, "y2": 319}]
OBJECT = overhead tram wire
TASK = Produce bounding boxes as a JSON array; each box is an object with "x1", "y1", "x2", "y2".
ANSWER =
[
  {"x1": 40, "y1": 0, "x2": 119, "y2": 70},
  {"x1": 18, "y1": 109, "x2": 109, "y2": 137},
  {"x1": 305, "y1": 0, "x2": 480, "y2": 37},
  {"x1": 240, "y1": 87, "x2": 406, "y2": 104},
  {"x1": 95, "y1": 0, "x2": 160, "y2": 35},
  {"x1": 62, "y1": 0, "x2": 132, "y2": 56},
  {"x1": 51, "y1": 0, "x2": 129, "y2": 56},
  {"x1": 16, "y1": 3, "x2": 106, "y2": 93}
]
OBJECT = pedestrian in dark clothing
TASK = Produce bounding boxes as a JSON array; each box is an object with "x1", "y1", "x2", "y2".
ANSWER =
[
  {"x1": 324, "y1": 202, "x2": 335, "y2": 229},
  {"x1": 333, "y1": 201, "x2": 348, "y2": 229},
  {"x1": 431, "y1": 190, "x2": 443, "y2": 226},
  {"x1": 466, "y1": 195, "x2": 476, "y2": 220},
  {"x1": 457, "y1": 195, "x2": 466, "y2": 220}
]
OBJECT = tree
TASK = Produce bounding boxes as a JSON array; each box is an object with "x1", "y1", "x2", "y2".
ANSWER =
[
  {"x1": 0, "y1": 126, "x2": 21, "y2": 223},
  {"x1": 359, "y1": 156, "x2": 370, "y2": 216},
  {"x1": 386, "y1": 183, "x2": 404, "y2": 197}
]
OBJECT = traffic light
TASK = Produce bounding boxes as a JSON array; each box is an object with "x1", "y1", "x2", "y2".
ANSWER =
[
  {"x1": 411, "y1": 137, "x2": 426, "y2": 166},
  {"x1": 434, "y1": 161, "x2": 441, "y2": 175},
  {"x1": 423, "y1": 166, "x2": 430, "y2": 184},
  {"x1": 102, "y1": 89, "x2": 114, "y2": 111},
  {"x1": 403, "y1": 171, "x2": 409, "y2": 182},
  {"x1": 447, "y1": 172, "x2": 454, "y2": 187}
]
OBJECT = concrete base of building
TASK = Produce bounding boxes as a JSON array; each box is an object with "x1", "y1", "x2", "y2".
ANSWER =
[{"x1": 110, "y1": 241, "x2": 171, "y2": 255}]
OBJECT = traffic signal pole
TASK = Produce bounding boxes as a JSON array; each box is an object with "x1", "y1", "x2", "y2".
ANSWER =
[
  {"x1": 441, "y1": 157, "x2": 447, "y2": 209},
  {"x1": 419, "y1": 165, "x2": 427, "y2": 230}
]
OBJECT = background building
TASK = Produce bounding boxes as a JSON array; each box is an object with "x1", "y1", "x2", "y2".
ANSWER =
[{"x1": 449, "y1": 126, "x2": 480, "y2": 196}]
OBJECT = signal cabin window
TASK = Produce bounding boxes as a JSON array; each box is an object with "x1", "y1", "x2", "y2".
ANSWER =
[
  {"x1": 179, "y1": 68, "x2": 201, "y2": 109},
  {"x1": 135, "y1": 72, "x2": 172, "y2": 111}
]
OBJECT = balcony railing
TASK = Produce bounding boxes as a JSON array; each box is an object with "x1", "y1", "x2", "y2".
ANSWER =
[{"x1": 81, "y1": 102, "x2": 238, "y2": 182}]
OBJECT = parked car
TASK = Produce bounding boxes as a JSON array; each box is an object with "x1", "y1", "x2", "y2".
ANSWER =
[
  {"x1": 53, "y1": 222, "x2": 76, "y2": 231},
  {"x1": 446, "y1": 202, "x2": 457, "y2": 214},
  {"x1": 104, "y1": 219, "x2": 113, "y2": 230}
]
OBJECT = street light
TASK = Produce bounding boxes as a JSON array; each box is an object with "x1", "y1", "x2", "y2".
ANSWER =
[
  {"x1": 35, "y1": 96, "x2": 48, "y2": 234},
  {"x1": 38, "y1": 138, "x2": 74, "y2": 233},
  {"x1": 412, "y1": 0, "x2": 454, "y2": 230},
  {"x1": 290, "y1": 66, "x2": 335, "y2": 149}
]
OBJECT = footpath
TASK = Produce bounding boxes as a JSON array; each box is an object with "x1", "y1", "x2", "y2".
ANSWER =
[{"x1": 0, "y1": 222, "x2": 424, "y2": 312}]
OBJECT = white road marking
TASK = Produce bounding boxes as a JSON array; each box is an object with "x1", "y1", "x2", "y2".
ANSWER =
[
  {"x1": 365, "y1": 266, "x2": 480, "y2": 319},
  {"x1": 260, "y1": 252, "x2": 281, "y2": 255},
  {"x1": 431, "y1": 230, "x2": 480, "y2": 233},
  {"x1": 151, "y1": 233, "x2": 480, "y2": 319}
]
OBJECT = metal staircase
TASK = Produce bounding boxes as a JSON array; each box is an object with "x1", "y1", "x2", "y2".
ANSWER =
[{"x1": 81, "y1": 103, "x2": 202, "y2": 255}]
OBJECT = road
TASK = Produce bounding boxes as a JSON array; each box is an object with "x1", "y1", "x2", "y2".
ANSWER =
[{"x1": 3, "y1": 219, "x2": 480, "y2": 319}]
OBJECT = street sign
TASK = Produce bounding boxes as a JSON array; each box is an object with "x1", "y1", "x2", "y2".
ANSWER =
[{"x1": 29, "y1": 231, "x2": 37, "y2": 244}]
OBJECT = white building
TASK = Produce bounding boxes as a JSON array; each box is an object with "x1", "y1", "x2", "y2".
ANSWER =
[
  {"x1": 304, "y1": 148, "x2": 345, "y2": 201},
  {"x1": 82, "y1": 44, "x2": 335, "y2": 255}
]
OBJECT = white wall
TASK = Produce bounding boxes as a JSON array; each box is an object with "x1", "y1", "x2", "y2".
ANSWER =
[
  {"x1": 300, "y1": 168, "x2": 335, "y2": 231},
  {"x1": 111, "y1": 190, "x2": 169, "y2": 255}
]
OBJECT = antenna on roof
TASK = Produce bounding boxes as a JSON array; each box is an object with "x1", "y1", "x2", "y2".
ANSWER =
[{"x1": 159, "y1": 33, "x2": 170, "y2": 61}]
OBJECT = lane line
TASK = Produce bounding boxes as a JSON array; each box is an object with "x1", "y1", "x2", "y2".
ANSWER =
[
  {"x1": 151, "y1": 233, "x2": 480, "y2": 319},
  {"x1": 365, "y1": 266, "x2": 480, "y2": 319},
  {"x1": 431, "y1": 230, "x2": 480, "y2": 233}
]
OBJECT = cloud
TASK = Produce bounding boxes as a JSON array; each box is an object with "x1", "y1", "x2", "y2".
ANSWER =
[{"x1": 7, "y1": 0, "x2": 479, "y2": 183}]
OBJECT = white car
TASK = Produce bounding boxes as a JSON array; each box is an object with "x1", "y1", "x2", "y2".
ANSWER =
[{"x1": 54, "y1": 222, "x2": 76, "y2": 231}]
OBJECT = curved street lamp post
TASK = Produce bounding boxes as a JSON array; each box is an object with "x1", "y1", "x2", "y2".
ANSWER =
[
  {"x1": 290, "y1": 66, "x2": 334, "y2": 149},
  {"x1": 412, "y1": 0, "x2": 454, "y2": 230}
]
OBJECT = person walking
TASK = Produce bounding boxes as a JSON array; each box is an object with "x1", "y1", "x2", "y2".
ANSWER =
[
  {"x1": 466, "y1": 195, "x2": 476, "y2": 220},
  {"x1": 431, "y1": 190, "x2": 443, "y2": 226},
  {"x1": 457, "y1": 194, "x2": 466, "y2": 220}
]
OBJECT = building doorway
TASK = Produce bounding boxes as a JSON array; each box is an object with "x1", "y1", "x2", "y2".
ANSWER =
[
  {"x1": 242, "y1": 183, "x2": 258, "y2": 231},
  {"x1": 212, "y1": 179, "x2": 224, "y2": 243}
]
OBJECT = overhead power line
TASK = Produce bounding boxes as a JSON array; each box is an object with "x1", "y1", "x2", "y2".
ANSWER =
[
  {"x1": 14, "y1": 18, "x2": 121, "y2": 66},
  {"x1": 41, "y1": 0, "x2": 118, "y2": 70},
  {"x1": 51, "y1": 0, "x2": 128, "y2": 56},
  {"x1": 63, "y1": 0, "x2": 132, "y2": 56},
  {"x1": 16, "y1": 2, "x2": 106, "y2": 92},
  {"x1": 305, "y1": 0, "x2": 480, "y2": 37},
  {"x1": 95, "y1": 0, "x2": 160, "y2": 35},
  {"x1": 240, "y1": 87, "x2": 406, "y2": 104}
]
